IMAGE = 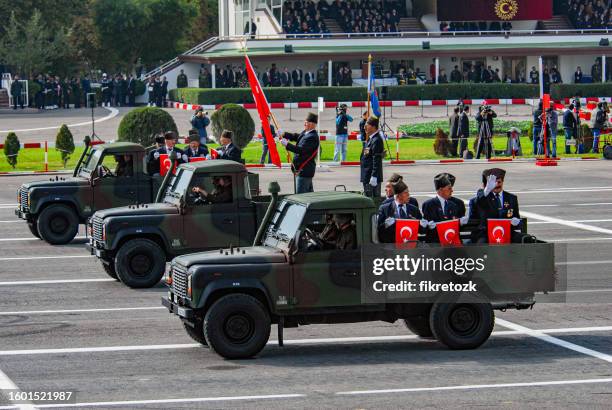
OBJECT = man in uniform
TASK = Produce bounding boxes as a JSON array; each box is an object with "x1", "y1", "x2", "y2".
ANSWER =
[
  {"x1": 360, "y1": 116, "x2": 385, "y2": 197},
  {"x1": 185, "y1": 131, "x2": 209, "y2": 159},
  {"x1": 330, "y1": 214, "x2": 356, "y2": 250},
  {"x1": 127, "y1": 75, "x2": 136, "y2": 106},
  {"x1": 114, "y1": 155, "x2": 134, "y2": 177},
  {"x1": 471, "y1": 168, "x2": 528, "y2": 243},
  {"x1": 10, "y1": 75, "x2": 23, "y2": 109},
  {"x1": 215, "y1": 130, "x2": 243, "y2": 163},
  {"x1": 44, "y1": 75, "x2": 54, "y2": 109},
  {"x1": 71, "y1": 77, "x2": 82, "y2": 109},
  {"x1": 191, "y1": 176, "x2": 233, "y2": 204},
  {"x1": 101, "y1": 73, "x2": 112, "y2": 107},
  {"x1": 422, "y1": 173, "x2": 468, "y2": 242},
  {"x1": 176, "y1": 69, "x2": 188, "y2": 88},
  {"x1": 161, "y1": 76, "x2": 169, "y2": 107},
  {"x1": 34, "y1": 74, "x2": 45, "y2": 109},
  {"x1": 377, "y1": 180, "x2": 425, "y2": 243},
  {"x1": 147, "y1": 135, "x2": 165, "y2": 175},
  {"x1": 280, "y1": 113, "x2": 320, "y2": 193}
]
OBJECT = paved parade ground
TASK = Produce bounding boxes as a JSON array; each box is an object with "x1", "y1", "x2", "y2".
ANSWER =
[{"x1": 0, "y1": 161, "x2": 611, "y2": 408}]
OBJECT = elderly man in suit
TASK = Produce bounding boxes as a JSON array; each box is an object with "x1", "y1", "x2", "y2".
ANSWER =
[
  {"x1": 360, "y1": 116, "x2": 385, "y2": 197},
  {"x1": 377, "y1": 180, "x2": 427, "y2": 243},
  {"x1": 280, "y1": 112, "x2": 320, "y2": 193},
  {"x1": 422, "y1": 173, "x2": 469, "y2": 242}
]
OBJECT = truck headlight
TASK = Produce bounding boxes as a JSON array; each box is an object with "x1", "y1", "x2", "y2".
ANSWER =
[
  {"x1": 102, "y1": 223, "x2": 106, "y2": 241},
  {"x1": 164, "y1": 268, "x2": 173, "y2": 286},
  {"x1": 27, "y1": 191, "x2": 31, "y2": 208},
  {"x1": 187, "y1": 274, "x2": 192, "y2": 298}
]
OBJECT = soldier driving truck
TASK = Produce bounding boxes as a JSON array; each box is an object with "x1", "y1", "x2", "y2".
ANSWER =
[
  {"x1": 15, "y1": 137, "x2": 168, "y2": 245},
  {"x1": 162, "y1": 183, "x2": 557, "y2": 360}
]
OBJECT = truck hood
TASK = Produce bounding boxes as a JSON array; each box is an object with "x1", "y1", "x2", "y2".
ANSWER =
[
  {"x1": 23, "y1": 177, "x2": 89, "y2": 190},
  {"x1": 175, "y1": 246, "x2": 287, "y2": 267},
  {"x1": 95, "y1": 203, "x2": 179, "y2": 218}
]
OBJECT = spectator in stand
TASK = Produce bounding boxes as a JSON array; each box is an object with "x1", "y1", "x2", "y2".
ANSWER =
[
  {"x1": 551, "y1": 66, "x2": 563, "y2": 83},
  {"x1": 450, "y1": 65, "x2": 462, "y2": 83},
  {"x1": 529, "y1": 66, "x2": 539, "y2": 84},
  {"x1": 176, "y1": 69, "x2": 188, "y2": 88},
  {"x1": 592, "y1": 59, "x2": 602, "y2": 82},
  {"x1": 574, "y1": 66, "x2": 583, "y2": 83},
  {"x1": 292, "y1": 67, "x2": 303, "y2": 86}
]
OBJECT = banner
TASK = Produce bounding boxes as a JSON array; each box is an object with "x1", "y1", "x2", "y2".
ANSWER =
[
  {"x1": 395, "y1": 219, "x2": 420, "y2": 247},
  {"x1": 436, "y1": 219, "x2": 462, "y2": 246},
  {"x1": 488, "y1": 219, "x2": 512, "y2": 244},
  {"x1": 437, "y1": 0, "x2": 552, "y2": 21},
  {"x1": 159, "y1": 154, "x2": 177, "y2": 177}
]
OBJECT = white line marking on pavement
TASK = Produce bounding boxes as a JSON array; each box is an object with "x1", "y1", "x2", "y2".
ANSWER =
[
  {"x1": 416, "y1": 187, "x2": 612, "y2": 196},
  {"x1": 2, "y1": 325, "x2": 612, "y2": 356},
  {"x1": 0, "y1": 393, "x2": 305, "y2": 409},
  {"x1": 520, "y1": 204, "x2": 560, "y2": 208},
  {"x1": 521, "y1": 211, "x2": 612, "y2": 236},
  {"x1": 557, "y1": 288, "x2": 612, "y2": 294},
  {"x1": 556, "y1": 260, "x2": 612, "y2": 265},
  {"x1": 0, "y1": 255, "x2": 90, "y2": 261},
  {"x1": 0, "y1": 236, "x2": 86, "y2": 242},
  {"x1": 530, "y1": 219, "x2": 612, "y2": 225},
  {"x1": 547, "y1": 237, "x2": 612, "y2": 242},
  {"x1": 496, "y1": 318, "x2": 612, "y2": 363},
  {"x1": 571, "y1": 202, "x2": 612, "y2": 206},
  {"x1": 0, "y1": 278, "x2": 114, "y2": 286},
  {"x1": 336, "y1": 377, "x2": 612, "y2": 396},
  {"x1": 0, "y1": 368, "x2": 36, "y2": 410},
  {"x1": 0, "y1": 220, "x2": 21, "y2": 223},
  {"x1": 0, "y1": 107, "x2": 119, "y2": 133},
  {"x1": 0, "y1": 307, "x2": 165, "y2": 316}
]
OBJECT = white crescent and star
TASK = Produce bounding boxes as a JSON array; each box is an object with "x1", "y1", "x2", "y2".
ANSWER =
[
  {"x1": 399, "y1": 226, "x2": 413, "y2": 242},
  {"x1": 444, "y1": 229, "x2": 456, "y2": 242},
  {"x1": 492, "y1": 226, "x2": 505, "y2": 243}
]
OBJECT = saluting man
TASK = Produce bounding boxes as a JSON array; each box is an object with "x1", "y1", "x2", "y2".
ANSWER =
[{"x1": 280, "y1": 112, "x2": 320, "y2": 193}]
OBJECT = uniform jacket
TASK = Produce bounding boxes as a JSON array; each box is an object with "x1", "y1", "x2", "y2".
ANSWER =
[
  {"x1": 217, "y1": 143, "x2": 243, "y2": 163},
  {"x1": 458, "y1": 112, "x2": 470, "y2": 137},
  {"x1": 377, "y1": 200, "x2": 422, "y2": 243},
  {"x1": 285, "y1": 129, "x2": 319, "y2": 178},
  {"x1": 472, "y1": 189, "x2": 520, "y2": 240},
  {"x1": 185, "y1": 146, "x2": 209, "y2": 158},
  {"x1": 360, "y1": 130, "x2": 384, "y2": 183}
]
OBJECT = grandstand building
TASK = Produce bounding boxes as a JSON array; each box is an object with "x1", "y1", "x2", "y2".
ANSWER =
[{"x1": 150, "y1": 0, "x2": 612, "y2": 96}]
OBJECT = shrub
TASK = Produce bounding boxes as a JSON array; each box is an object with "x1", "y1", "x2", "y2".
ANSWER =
[
  {"x1": 3, "y1": 132, "x2": 20, "y2": 169},
  {"x1": 579, "y1": 123, "x2": 593, "y2": 152},
  {"x1": 134, "y1": 80, "x2": 146, "y2": 96},
  {"x1": 55, "y1": 124, "x2": 75, "y2": 167},
  {"x1": 27, "y1": 80, "x2": 41, "y2": 106},
  {"x1": 117, "y1": 107, "x2": 178, "y2": 146},
  {"x1": 433, "y1": 128, "x2": 451, "y2": 156},
  {"x1": 550, "y1": 83, "x2": 612, "y2": 100},
  {"x1": 210, "y1": 104, "x2": 255, "y2": 149}
]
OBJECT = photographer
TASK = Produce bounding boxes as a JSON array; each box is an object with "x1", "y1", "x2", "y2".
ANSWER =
[
  {"x1": 475, "y1": 105, "x2": 497, "y2": 159},
  {"x1": 190, "y1": 108, "x2": 211, "y2": 145},
  {"x1": 334, "y1": 104, "x2": 353, "y2": 162}
]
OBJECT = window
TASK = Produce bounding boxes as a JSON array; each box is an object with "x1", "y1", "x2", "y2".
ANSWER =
[
  {"x1": 100, "y1": 153, "x2": 134, "y2": 178},
  {"x1": 188, "y1": 174, "x2": 234, "y2": 205}
]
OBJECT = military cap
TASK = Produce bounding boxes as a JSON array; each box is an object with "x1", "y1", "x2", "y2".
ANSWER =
[
  {"x1": 164, "y1": 131, "x2": 176, "y2": 140},
  {"x1": 482, "y1": 168, "x2": 506, "y2": 184},
  {"x1": 221, "y1": 129, "x2": 233, "y2": 139},
  {"x1": 434, "y1": 174, "x2": 452, "y2": 190},
  {"x1": 366, "y1": 116, "x2": 379, "y2": 128},
  {"x1": 434, "y1": 172, "x2": 456, "y2": 187},
  {"x1": 305, "y1": 112, "x2": 318, "y2": 124},
  {"x1": 387, "y1": 173, "x2": 403, "y2": 183},
  {"x1": 392, "y1": 180, "x2": 408, "y2": 195},
  {"x1": 154, "y1": 135, "x2": 165, "y2": 144}
]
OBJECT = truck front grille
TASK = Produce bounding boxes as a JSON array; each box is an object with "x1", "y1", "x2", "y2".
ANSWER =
[
  {"x1": 19, "y1": 188, "x2": 28, "y2": 211},
  {"x1": 172, "y1": 264, "x2": 188, "y2": 299},
  {"x1": 92, "y1": 217, "x2": 104, "y2": 242}
]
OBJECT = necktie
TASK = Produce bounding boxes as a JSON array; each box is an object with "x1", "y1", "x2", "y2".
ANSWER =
[
  {"x1": 443, "y1": 200, "x2": 449, "y2": 217},
  {"x1": 495, "y1": 193, "x2": 502, "y2": 216},
  {"x1": 399, "y1": 205, "x2": 407, "y2": 219}
]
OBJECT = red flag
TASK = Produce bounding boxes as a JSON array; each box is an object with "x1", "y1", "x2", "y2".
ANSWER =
[
  {"x1": 395, "y1": 219, "x2": 420, "y2": 248},
  {"x1": 245, "y1": 55, "x2": 281, "y2": 168},
  {"x1": 210, "y1": 148, "x2": 218, "y2": 159},
  {"x1": 436, "y1": 219, "x2": 461, "y2": 246},
  {"x1": 189, "y1": 157, "x2": 206, "y2": 162},
  {"x1": 542, "y1": 94, "x2": 550, "y2": 110},
  {"x1": 554, "y1": 103, "x2": 565, "y2": 110},
  {"x1": 159, "y1": 154, "x2": 177, "y2": 176},
  {"x1": 487, "y1": 219, "x2": 512, "y2": 244}
]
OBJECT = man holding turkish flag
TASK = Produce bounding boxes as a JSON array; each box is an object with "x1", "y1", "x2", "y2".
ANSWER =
[{"x1": 244, "y1": 55, "x2": 281, "y2": 168}]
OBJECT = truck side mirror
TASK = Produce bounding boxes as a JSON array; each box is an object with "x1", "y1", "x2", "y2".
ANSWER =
[{"x1": 289, "y1": 229, "x2": 301, "y2": 257}]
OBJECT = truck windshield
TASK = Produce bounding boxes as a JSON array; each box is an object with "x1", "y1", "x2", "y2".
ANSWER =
[
  {"x1": 164, "y1": 168, "x2": 193, "y2": 204},
  {"x1": 79, "y1": 149, "x2": 102, "y2": 177},
  {"x1": 263, "y1": 200, "x2": 306, "y2": 249}
]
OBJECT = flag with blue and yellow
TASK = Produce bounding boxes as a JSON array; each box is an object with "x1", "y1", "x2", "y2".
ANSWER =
[{"x1": 367, "y1": 57, "x2": 381, "y2": 118}]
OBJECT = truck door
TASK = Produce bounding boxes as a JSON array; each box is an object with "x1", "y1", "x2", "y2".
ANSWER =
[
  {"x1": 292, "y1": 210, "x2": 362, "y2": 309},
  {"x1": 182, "y1": 173, "x2": 240, "y2": 251},
  {"x1": 92, "y1": 152, "x2": 139, "y2": 211}
]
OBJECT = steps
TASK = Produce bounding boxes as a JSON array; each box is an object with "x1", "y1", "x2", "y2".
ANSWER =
[
  {"x1": 0, "y1": 89, "x2": 9, "y2": 108},
  {"x1": 323, "y1": 18, "x2": 342, "y2": 33},
  {"x1": 398, "y1": 17, "x2": 424, "y2": 32},
  {"x1": 541, "y1": 15, "x2": 573, "y2": 31}
]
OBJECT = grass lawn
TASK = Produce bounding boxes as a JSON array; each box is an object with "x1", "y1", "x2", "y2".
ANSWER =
[{"x1": 0, "y1": 137, "x2": 596, "y2": 172}]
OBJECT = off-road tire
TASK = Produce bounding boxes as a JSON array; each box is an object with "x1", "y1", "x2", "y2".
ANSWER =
[
  {"x1": 183, "y1": 320, "x2": 208, "y2": 347},
  {"x1": 430, "y1": 301, "x2": 494, "y2": 350},
  {"x1": 27, "y1": 221, "x2": 41, "y2": 239},
  {"x1": 37, "y1": 204, "x2": 79, "y2": 244},
  {"x1": 102, "y1": 261, "x2": 118, "y2": 280},
  {"x1": 115, "y1": 239, "x2": 166, "y2": 288},
  {"x1": 403, "y1": 317, "x2": 434, "y2": 338},
  {"x1": 204, "y1": 294, "x2": 270, "y2": 359}
]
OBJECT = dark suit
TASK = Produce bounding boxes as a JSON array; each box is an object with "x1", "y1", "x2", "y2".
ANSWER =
[
  {"x1": 422, "y1": 196, "x2": 462, "y2": 242},
  {"x1": 217, "y1": 143, "x2": 243, "y2": 163},
  {"x1": 292, "y1": 69, "x2": 303, "y2": 86},
  {"x1": 284, "y1": 129, "x2": 319, "y2": 178},
  {"x1": 449, "y1": 113, "x2": 459, "y2": 156},
  {"x1": 360, "y1": 130, "x2": 385, "y2": 197},
  {"x1": 457, "y1": 112, "x2": 470, "y2": 157},
  {"x1": 377, "y1": 200, "x2": 422, "y2": 243},
  {"x1": 185, "y1": 146, "x2": 209, "y2": 159},
  {"x1": 147, "y1": 146, "x2": 185, "y2": 175},
  {"x1": 473, "y1": 189, "x2": 525, "y2": 243}
]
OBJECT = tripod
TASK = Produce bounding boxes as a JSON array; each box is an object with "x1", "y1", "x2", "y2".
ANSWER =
[
  {"x1": 379, "y1": 87, "x2": 394, "y2": 159},
  {"x1": 87, "y1": 92, "x2": 101, "y2": 141},
  {"x1": 475, "y1": 117, "x2": 493, "y2": 159}
]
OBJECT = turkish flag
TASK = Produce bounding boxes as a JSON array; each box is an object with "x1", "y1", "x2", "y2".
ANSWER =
[
  {"x1": 210, "y1": 148, "x2": 218, "y2": 159},
  {"x1": 436, "y1": 219, "x2": 461, "y2": 246},
  {"x1": 245, "y1": 55, "x2": 281, "y2": 168},
  {"x1": 395, "y1": 219, "x2": 420, "y2": 248},
  {"x1": 554, "y1": 103, "x2": 565, "y2": 111},
  {"x1": 189, "y1": 157, "x2": 206, "y2": 162},
  {"x1": 488, "y1": 219, "x2": 512, "y2": 244},
  {"x1": 159, "y1": 154, "x2": 177, "y2": 176},
  {"x1": 542, "y1": 94, "x2": 550, "y2": 110}
]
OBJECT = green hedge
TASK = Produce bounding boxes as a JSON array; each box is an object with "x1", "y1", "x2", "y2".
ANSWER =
[{"x1": 549, "y1": 83, "x2": 612, "y2": 100}]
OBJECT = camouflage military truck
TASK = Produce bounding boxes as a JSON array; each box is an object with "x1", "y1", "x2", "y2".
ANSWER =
[
  {"x1": 16, "y1": 140, "x2": 164, "y2": 244},
  {"x1": 162, "y1": 189, "x2": 556, "y2": 359},
  {"x1": 87, "y1": 160, "x2": 270, "y2": 288}
]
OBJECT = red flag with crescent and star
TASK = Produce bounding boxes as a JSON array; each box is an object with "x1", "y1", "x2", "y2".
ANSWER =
[
  {"x1": 395, "y1": 219, "x2": 420, "y2": 248},
  {"x1": 159, "y1": 154, "x2": 177, "y2": 176},
  {"x1": 436, "y1": 219, "x2": 462, "y2": 246},
  {"x1": 488, "y1": 219, "x2": 512, "y2": 244}
]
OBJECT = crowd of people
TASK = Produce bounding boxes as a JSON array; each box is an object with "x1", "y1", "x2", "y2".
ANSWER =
[{"x1": 567, "y1": 0, "x2": 612, "y2": 29}]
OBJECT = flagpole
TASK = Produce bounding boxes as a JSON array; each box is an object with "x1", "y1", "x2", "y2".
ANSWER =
[{"x1": 367, "y1": 54, "x2": 372, "y2": 118}]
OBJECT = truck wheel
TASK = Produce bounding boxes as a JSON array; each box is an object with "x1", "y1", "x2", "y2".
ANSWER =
[
  {"x1": 204, "y1": 294, "x2": 270, "y2": 359},
  {"x1": 183, "y1": 320, "x2": 208, "y2": 347},
  {"x1": 101, "y1": 262, "x2": 118, "y2": 280},
  {"x1": 403, "y1": 317, "x2": 434, "y2": 338},
  {"x1": 27, "y1": 221, "x2": 41, "y2": 239},
  {"x1": 37, "y1": 204, "x2": 79, "y2": 244},
  {"x1": 115, "y1": 239, "x2": 165, "y2": 288},
  {"x1": 429, "y1": 302, "x2": 494, "y2": 350}
]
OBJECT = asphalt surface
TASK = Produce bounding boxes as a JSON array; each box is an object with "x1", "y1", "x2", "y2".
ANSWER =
[{"x1": 0, "y1": 161, "x2": 611, "y2": 409}]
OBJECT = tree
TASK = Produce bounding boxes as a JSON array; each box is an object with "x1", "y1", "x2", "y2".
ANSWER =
[
  {"x1": 0, "y1": 10, "x2": 72, "y2": 77},
  {"x1": 4, "y1": 132, "x2": 20, "y2": 169},
  {"x1": 56, "y1": 124, "x2": 75, "y2": 168},
  {"x1": 211, "y1": 104, "x2": 255, "y2": 150},
  {"x1": 117, "y1": 107, "x2": 178, "y2": 146},
  {"x1": 186, "y1": 0, "x2": 219, "y2": 48}
]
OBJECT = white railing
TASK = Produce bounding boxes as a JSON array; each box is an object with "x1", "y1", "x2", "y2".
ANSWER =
[{"x1": 143, "y1": 37, "x2": 219, "y2": 80}]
